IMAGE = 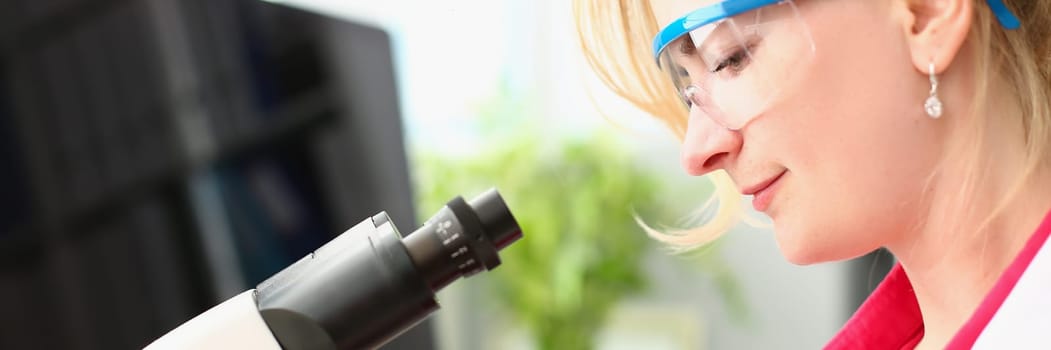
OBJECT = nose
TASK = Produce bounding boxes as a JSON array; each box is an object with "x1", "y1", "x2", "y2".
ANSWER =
[{"x1": 680, "y1": 111, "x2": 743, "y2": 176}]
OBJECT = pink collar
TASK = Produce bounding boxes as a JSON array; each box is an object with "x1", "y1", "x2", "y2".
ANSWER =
[{"x1": 825, "y1": 210, "x2": 1051, "y2": 350}]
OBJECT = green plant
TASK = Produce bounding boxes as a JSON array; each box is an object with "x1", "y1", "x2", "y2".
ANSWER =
[
  {"x1": 415, "y1": 133, "x2": 660, "y2": 349},
  {"x1": 411, "y1": 80, "x2": 751, "y2": 348}
]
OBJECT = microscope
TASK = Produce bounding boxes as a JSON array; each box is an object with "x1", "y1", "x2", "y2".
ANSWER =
[{"x1": 145, "y1": 188, "x2": 522, "y2": 350}]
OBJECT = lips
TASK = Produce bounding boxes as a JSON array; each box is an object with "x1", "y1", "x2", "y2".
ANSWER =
[
  {"x1": 744, "y1": 171, "x2": 786, "y2": 212},
  {"x1": 742, "y1": 171, "x2": 785, "y2": 196}
]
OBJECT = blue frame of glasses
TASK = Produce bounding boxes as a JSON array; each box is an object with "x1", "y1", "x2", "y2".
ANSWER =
[{"x1": 652, "y1": 0, "x2": 1022, "y2": 61}]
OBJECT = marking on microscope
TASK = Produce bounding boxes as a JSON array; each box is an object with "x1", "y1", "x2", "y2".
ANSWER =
[
  {"x1": 436, "y1": 220, "x2": 454, "y2": 237},
  {"x1": 442, "y1": 232, "x2": 461, "y2": 246},
  {"x1": 458, "y1": 259, "x2": 475, "y2": 269},
  {"x1": 451, "y1": 246, "x2": 468, "y2": 259}
]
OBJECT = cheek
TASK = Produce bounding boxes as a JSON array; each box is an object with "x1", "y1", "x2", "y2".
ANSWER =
[{"x1": 762, "y1": 5, "x2": 941, "y2": 263}]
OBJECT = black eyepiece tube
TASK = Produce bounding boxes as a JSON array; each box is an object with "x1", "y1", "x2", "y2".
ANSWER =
[
  {"x1": 254, "y1": 188, "x2": 522, "y2": 350},
  {"x1": 403, "y1": 188, "x2": 523, "y2": 290},
  {"x1": 468, "y1": 188, "x2": 523, "y2": 251}
]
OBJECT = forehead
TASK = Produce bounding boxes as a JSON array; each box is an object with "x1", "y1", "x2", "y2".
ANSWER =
[{"x1": 650, "y1": 0, "x2": 722, "y2": 29}]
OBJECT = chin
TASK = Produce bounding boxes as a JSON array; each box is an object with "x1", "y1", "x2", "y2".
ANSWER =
[
  {"x1": 772, "y1": 222, "x2": 845, "y2": 266},
  {"x1": 778, "y1": 241, "x2": 827, "y2": 266},
  {"x1": 774, "y1": 223, "x2": 880, "y2": 265},
  {"x1": 773, "y1": 223, "x2": 818, "y2": 265}
]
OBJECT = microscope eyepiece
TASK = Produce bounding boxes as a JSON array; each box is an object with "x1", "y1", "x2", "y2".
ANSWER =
[
  {"x1": 469, "y1": 188, "x2": 522, "y2": 251},
  {"x1": 253, "y1": 188, "x2": 522, "y2": 350},
  {"x1": 403, "y1": 188, "x2": 522, "y2": 291}
]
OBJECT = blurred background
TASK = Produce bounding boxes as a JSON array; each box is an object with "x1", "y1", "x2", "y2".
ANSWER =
[{"x1": 0, "y1": 0, "x2": 893, "y2": 349}]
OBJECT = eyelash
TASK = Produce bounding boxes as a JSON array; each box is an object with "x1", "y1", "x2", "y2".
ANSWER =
[
  {"x1": 711, "y1": 48, "x2": 749, "y2": 75},
  {"x1": 681, "y1": 42, "x2": 758, "y2": 108}
]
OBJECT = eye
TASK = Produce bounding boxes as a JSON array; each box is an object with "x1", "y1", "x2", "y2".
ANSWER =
[{"x1": 711, "y1": 48, "x2": 750, "y2": 76}]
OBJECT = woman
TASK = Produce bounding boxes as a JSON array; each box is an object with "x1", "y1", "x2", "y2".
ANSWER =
[{"x1": 574, "y1": 0, "x2": 1051, "y2": 348}]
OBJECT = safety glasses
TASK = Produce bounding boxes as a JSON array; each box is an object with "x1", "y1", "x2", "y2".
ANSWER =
[{"x1": 652, "y1": 0, "x2": 1021, "y2": 130}]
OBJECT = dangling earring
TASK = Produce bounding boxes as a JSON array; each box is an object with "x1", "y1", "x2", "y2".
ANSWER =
[{"x1": 924, "y1": 62, "x2": 943, "y2": 119}]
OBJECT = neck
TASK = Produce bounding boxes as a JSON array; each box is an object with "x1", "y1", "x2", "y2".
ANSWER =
[
  {"x1": 885, "y1": 106, "x2": 1051, "y2": 347},
  {"x1": 893, "y1": 179, "x2": 1050, "y2": 347}
]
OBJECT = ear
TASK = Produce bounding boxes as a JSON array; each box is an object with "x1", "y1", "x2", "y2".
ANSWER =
[{"x1": 899, "y1": 0, "x2": 973, "y2": 74}]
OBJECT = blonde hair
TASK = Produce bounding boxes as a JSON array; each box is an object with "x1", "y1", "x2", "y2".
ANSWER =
[{"x1": 574, "y1": 0, "x2": 1051, "y2": 251}]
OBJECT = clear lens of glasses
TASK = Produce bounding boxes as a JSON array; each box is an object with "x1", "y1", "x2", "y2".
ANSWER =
[{"x1": 656, "y1": 1, "x2": 814, "y2": 129}]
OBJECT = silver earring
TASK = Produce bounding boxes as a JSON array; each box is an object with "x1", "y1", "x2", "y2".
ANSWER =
[{"x1": 924, "y1": 62, "x2": 943, "y2": 119}]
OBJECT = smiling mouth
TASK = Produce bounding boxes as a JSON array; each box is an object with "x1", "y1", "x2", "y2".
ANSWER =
[
  {"x1": 742, "y1": 171, "x2": 785, "y2": 196},
  {"x1": 748, "y1": 171, "x2": 787, "y2": 212}
]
